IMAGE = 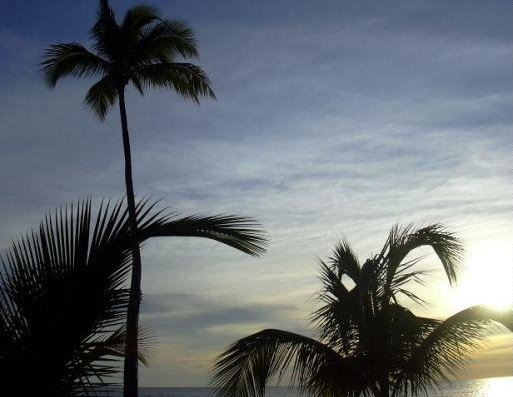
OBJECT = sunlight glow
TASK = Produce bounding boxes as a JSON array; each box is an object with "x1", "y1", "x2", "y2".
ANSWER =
[
  {"x1": 481, "y1": 376, "x2": 513, "y2": 397},
  {"x1": 453, "y1": 241, "x2": 513, "y2": 312}
]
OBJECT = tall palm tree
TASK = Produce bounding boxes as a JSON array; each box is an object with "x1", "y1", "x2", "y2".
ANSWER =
[
  {"x1": 211, "y1": 224, "x2": 512, "y2": 397},
  {"x1": 40, "y1": 1, "x2": 215, "y2": 394},
  {"x1": 0, "y1": 199, "x2": 266, "y2": 397}
]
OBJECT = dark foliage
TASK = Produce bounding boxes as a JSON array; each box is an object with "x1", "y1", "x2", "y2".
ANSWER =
[
  {"x1": 0, "y1": 199, "x2": 266, "y2": 396},
  {"x1": 41, "y1": 0, "x2": 215, "y2": 120},
  {"x1": 211, "y1": 224, "x2": 512, "y2": 397}
]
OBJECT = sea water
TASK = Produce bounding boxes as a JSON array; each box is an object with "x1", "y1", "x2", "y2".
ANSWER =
[{"x1": 138, "y1": 376, "x2": 513, "y2": 397}]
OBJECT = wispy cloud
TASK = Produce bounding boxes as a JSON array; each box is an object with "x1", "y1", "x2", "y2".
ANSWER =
[{"x1": 0, "y1": 0, "x2": 511, "y2": 387}]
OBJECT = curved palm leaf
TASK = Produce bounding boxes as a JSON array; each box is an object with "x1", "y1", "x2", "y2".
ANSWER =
[
  {"x1": 380, "y1": 224, "x2": 463, "y2": 293},
  {"x1": 393, "y1": 305, "x2": 513, "y2": 397},
  {"x1": 139, "y1": 213, "x2": 266, "y2": 256},
  {"x1": 84, "y1": 75, "x2": 118, "y2": 120},
  {"x1": 0, "y1": 199, "x2": 266, "y2": 396},
  {"x1": 131, "y1": 20, "x2": 199, "y2": 62},
  {"x1": 328, "y1": 240, "x2": 361, "y2": 283},
  {"x1": 41, "y1": 43, "x2": 108, "y2": 87},
  {"x1": 133, "y1": 62, "x2": 215, "y2": 101},
  {"x1": 211, "y1": 329, "x2": 367, "y2": 397}
]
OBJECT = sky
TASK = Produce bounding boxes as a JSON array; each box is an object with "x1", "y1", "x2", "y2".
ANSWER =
[{"x1": 0, "y1": 0, "x2": 511, "y2": 388}]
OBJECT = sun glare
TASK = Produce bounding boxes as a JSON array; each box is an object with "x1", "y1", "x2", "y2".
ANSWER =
[
  {"x1": 453, "y1": 241, "x2": 513, "y2": 312},
  {"x1": 481, "y1": 377, "x2": 513, "y2": 397}
]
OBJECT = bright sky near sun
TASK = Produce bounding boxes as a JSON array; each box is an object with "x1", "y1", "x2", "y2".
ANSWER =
[{"x1": 0, "y1": 0, "x2": 511, "y2": 387}]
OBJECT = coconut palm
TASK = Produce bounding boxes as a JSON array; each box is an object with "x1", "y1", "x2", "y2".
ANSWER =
[
  {"x1": 211, "y1": 224, "x2": 512, "y2": 397},
  {"x1": 40, "y1": 1, "x2": 215, "y2": 394},
  {"x1": 0, "y1": 199, "x2": 266, "y2": 397}
]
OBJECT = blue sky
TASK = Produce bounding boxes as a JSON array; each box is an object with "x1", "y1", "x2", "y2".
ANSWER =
[{"x1": 0, "y1": 0, "x2": 511, "y2": 387}]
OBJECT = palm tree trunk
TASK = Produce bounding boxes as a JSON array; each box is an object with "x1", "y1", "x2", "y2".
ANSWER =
[{"x1": 118, "y1": 88, "x2": 142, "y2": 397}]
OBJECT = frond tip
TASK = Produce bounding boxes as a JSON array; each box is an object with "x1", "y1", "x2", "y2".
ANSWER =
[{"x1": 40, "y1": 42, "x2": 108, "y2": 87}]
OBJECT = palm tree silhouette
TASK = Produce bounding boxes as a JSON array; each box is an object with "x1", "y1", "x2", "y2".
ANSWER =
[
  {"x1": 0, "y1": 199, "x2": 266, "y2": 397},
  {"x1": 40, "y1": 1, "x2": 215, "y2": 394},
  {"x1": 211, "y1": 224, "x2": 512, "y2": 397}
]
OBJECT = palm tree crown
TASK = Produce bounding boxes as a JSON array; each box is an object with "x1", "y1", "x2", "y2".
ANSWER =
[
  {"x1": 41, "y1": 0, "x2": 215, "y2": 119},
  {"x1": 211, "y1": 224, "x2": 512, "y2": 397}
]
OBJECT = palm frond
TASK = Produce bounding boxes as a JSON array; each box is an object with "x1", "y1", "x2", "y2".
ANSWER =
[
  {"x1": 311, "y1": 261, "x2": 360, "y2": 352},
  {"x1": 122, "y1": 5, "x2": 161, "y2": 37},
  {"x1": 90, "y1": 0, "x2": 122, "y2": 61},
  {"x1": 132, "y1": 19, "x2": 199, "y2": 63},
  {"x1": 84, "y1": 75, "x2": 118, "y2": 120},
  {"x1": 0, "y1": 198, "x2": 266, "y2": 396},
  {"x1": 389, "y1": 257, "x2": 429, "y2": 305},
  {"x1": 385, "y1": 224, "x2": 463, "y2": 287},
  {"x1": 133, "y1": 62, "x2": 216, "y2": 101},
  {"x1": 211, "y1": 329, "x2": 364, "y2": 397},
  {"x1": 378, "y1": 306, "x2": 439, "y2": 376},
  {"x1": 0, "y1": 199, "x2": 132, "y2": 395},
  {"x1": 371, "y1": 224, "x2": 463, "y2": 308},
  {"x1": 139, "y1": 214, "x2": 267, "y2": 257},
  {"x1": 328, "y1": 240, "x2": 360, "y2": 284},
  {"x1": 101, "y1": 326, "x2": 157, "y2": 366},
  {"x1": 40, "y1": 42, "x2": 108, "y2": 87},
  {"x1": 393, "y1": 305, "x2": 512, "y2": 396}
]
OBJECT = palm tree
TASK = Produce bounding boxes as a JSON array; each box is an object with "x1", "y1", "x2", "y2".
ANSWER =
[
  {"x1": 40, "y1": 1, "x2": 215, "y2": 394},
  {"x1": 211, "y1": 224, "x2": 512, "y2": 397},
  {"x1": 0, "y1": 199, "x2": 266, "y2": 397}
]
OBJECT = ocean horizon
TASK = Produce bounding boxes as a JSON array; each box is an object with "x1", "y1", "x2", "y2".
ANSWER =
[{"x1": 134, "y1": 376, "x2": 513, "y2": 397}]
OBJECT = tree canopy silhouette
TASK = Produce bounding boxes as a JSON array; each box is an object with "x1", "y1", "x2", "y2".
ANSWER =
[
  {"x1": 40, "y1": 1, "x2": 216, "y2": 395},
  {"x1": 211, "y1": 224, "x2": 512, "y2": 397},
  {"x1": 0, "y1": 199, "x2": 266, "y2": 397}
]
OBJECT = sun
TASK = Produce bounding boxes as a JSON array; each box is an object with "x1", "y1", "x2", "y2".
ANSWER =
[{"x1": 453, "y1": 240, "x2": 513, "y2": 312}]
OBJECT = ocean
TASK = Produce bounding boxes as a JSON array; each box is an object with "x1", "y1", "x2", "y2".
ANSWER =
[{"x1": 138, "y1": 376, "x2": 513, "y2": 397}]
